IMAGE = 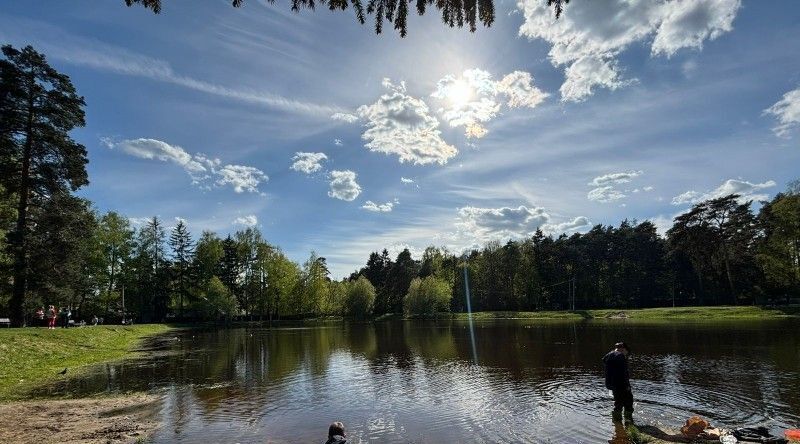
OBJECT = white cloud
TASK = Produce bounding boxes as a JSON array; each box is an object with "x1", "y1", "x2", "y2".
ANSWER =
[
  {"x1": 358, "y1": 79, "x2": 457, "y2": 165},
  {"x1": 400, "y1": 177, "x2": 414, "y2": 184},
  {"x1": 431, "y1": 69, "x2": 547, "y2": 138},
  {"x1": 361, "y1": 200, "x2": 394, "y2": 212},
  {"x1": 517, "y1": 0, "x2": 742, "y2": 102},
  {"x1": 334, "y1": 138, "x2": 343, "y2": 146},
  {"x1": 290, "y1": 152, "x2": 328, "y2": 174},
  {"x1": 233, "y1": 215, "x2": 258, "y2": 227},
  {"x1": 127, "y1": 217, "x2": 151, "y2": 227},
  {"x1": 672, "y1": 178, "x2": 776, "y2": 205},
  {"x1": 764, "y1": 87, "x2": 800, "y2": 138},
  {"x1": 455, "y1": 205, "x2": 550, "y2": 243},
  {"x1": 589, "y1": 170, "x2": 644, "y2": 186},
  {"x1": 215, "y1": 165, "x2": 268, "y2": 193},
  {"x1": 328, "y1": 170, "x2": 362, "y2": 201},
  {"x1": 543, "y1": 216, "x2": 592, "y2": 234},
  {"x1": 103, "y1": 138, "x2": 267, "y2": 193},
  {"x1": 331, "y1": 112, "x2": 359, "y2": 123},
  {"x1": 588, "y1": 186, "x2": 626, "y2": 203},
  {"x1": 497, "y1": 71, "x2": 550, "y2": 108}
]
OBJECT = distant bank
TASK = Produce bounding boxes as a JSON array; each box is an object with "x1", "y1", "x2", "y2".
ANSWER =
[{"x1": 432, "y1": 305, "x2": 800, "y2": 321}]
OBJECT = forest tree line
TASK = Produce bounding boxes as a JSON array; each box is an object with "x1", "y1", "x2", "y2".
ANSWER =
[{"x1": 2, "y1": 44, "x2": 799, "y2": 326}]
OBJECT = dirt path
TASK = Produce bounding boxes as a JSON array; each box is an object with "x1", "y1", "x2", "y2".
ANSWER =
[{"x1": 0, "y1": 393, "x2": 162, "y2": 444}]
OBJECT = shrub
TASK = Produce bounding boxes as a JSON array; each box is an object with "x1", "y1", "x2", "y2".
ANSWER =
[
  {"x1": 404, "y1": 276, "x2": 452, "y2": 316},
  {"x1": 346, "y1": 276, "x2": 376, "y2": 319}
]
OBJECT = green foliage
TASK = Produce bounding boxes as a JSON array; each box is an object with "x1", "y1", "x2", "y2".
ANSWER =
[
  {"x1": 757, "y1": 191, "x2": 800, "y2": 295},
  {"x1": 199, "y1": 276, "x2": 239, "y2": 321},
  {"x1": 345, "y1": 276, "x2": 376, "y2": 318},
  {"x1": 404, "y1": 275, "x2": 452, "y2": 316},
  {"x1": 1, "y1": 45, "x2": 88, "y2": 326}
]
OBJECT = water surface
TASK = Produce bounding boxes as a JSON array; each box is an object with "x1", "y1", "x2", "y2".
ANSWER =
[{"x1": 35, "y1": 319, "x2": 800, "y2": 443}]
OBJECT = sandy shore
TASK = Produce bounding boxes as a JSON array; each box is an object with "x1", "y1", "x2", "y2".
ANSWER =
[{"x1": 0, "y1": 393, "x2": 162, "y2": 444}]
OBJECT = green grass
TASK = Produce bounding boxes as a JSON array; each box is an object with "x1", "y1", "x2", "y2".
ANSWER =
[
  {"x1": 440, "y1": 305, "x2": 797, "y2": 322},
  {"x1": 0, "y1": 324, "x2": 172, "y2": 401}
]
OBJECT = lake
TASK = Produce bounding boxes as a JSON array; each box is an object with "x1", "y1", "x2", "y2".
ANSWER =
[{"x1": 32, "y1": 319, "x2": 800, "y2": 443}]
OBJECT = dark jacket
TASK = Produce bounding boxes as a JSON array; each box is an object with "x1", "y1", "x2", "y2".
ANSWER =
[
  {"x1": 325, "y1": 435, "x2": 347, "y2": 444},
  {"x1": 603, "y1": 350, "x2": 630, "y2": 391}
]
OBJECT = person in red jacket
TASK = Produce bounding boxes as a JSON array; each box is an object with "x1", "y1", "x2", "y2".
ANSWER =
[{"x1": 47, "y1": 305, "x2": 57, "y2": 329}]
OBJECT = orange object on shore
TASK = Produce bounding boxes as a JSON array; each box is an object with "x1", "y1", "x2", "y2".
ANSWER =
[{"x1": 786, "y1": 429, "x2": 800, "y2": 441}]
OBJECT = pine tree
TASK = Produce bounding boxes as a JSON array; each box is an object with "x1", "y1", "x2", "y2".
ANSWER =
[
  {"x1": 0, "y1": 45, "x2": 88, "y2": 326},
  {"x1": 169, "y1": 219, "x2": 194, "y2": 318}
]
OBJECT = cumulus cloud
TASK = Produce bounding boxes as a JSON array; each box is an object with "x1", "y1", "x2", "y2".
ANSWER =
[
  {"x1": 586, "y1": 170, "x2": 644, "y2": 203},
  {"x1": 334, "y1": 138, "x2": 343, "y2": 146},
  {"x1": 400, "y1": 177, "x2": 414, "y2": 184},
  {"x1": 232, "y1": 215, "x2": 258, "y2": 227},
  {"x1": 543, "y1": 216, "x2": 592, "y2": 234},
  {"x1": 588, "y1": 186, "x2": 626, "y2": 203},
  {"x1": 215, "y1": 165, "x2": 268, "y2": 193},
  {"x1": 764, "y1": 87, "x2": 800, "y2": 138},
  {"x1": 331, "y1": 112, "x2": 359, "y2": 123},
  {"x1": 328, "y1": 170, "x2": 362, "y2": 201},
  {"x1": 431, "y1": 69, "x2": 547, "y2": 138},
  {"x1": 672, "y1": 179, "x2": 776, "y2": 205},
  {"x1": 358, "y1": 79, "x2": 457, "y2": 165},
  {"x1": 589, "y1": 170, "x2": 644, "y2": 186},
  {"x1": 361, "y1": 200, "x2": 394, "y2": 212},
  {"x1": 290, "y1": 152, "x2": 328, "y2": 174},
  {"x1": 517, "y1": 0, "x2": 742, "y2": 101},
  {"x1": 497, "y1": 71, "x2": 550, "y2": 108},
  {"x1": 103, "y1": 138, "x2": 267, "y2": 193},
  {"x1": 455, "y1": 205, "x2": 550, "y2": 243},
  {"x1": 451, "y1": 204, "x2": 591, "y2": 247}
]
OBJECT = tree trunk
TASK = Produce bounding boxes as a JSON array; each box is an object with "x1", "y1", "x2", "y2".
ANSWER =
[
  {"x1": 721, "y1": 243, "x2": 737, "y2": 305},
  {"x1": 9, "y1": 79, "x2": 35, "y2": 327}
]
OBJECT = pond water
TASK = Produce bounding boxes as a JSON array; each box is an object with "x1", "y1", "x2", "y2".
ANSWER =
[{"x1": 34, "y1": 319, "x2": 800, "y2": 443}]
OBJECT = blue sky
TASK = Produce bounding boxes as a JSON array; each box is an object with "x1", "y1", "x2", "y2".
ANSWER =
[{"x1": 1, "y1": 0, "x2": 799, "y2": 277}]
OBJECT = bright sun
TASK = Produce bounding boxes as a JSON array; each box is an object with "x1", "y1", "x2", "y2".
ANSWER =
[{"x1": 447, "y1": 80, "x2": 473, "y2": 106}]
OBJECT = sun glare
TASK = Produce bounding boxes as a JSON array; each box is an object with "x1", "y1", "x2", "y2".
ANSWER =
[{"x1": 447, "y1": 80, "x2": 473, "y2": 106}]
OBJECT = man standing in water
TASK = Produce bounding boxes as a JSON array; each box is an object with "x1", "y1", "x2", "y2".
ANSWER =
[{"x1": 603, "y1": 342, "x2": 633, "y2": 420}]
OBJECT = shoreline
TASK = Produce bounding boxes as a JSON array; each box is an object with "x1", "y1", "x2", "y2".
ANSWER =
[
  {"x1": 420, "y1": 305, "x2": 800, "y2": 322},
  {"x1": 0, "y1": 393, "x2": 163, "y2": 444},
  {"x1": 0, "y1": 324, "x2": 173, "y2": 401}
]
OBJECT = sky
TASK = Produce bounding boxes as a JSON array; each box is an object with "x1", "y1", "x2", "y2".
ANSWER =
[{"x1": 1, "y1": 0, "x2": 799, "y2": 277}]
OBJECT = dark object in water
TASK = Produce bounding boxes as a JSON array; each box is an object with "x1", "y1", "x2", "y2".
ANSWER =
[{"x1": 732, "y1": 426, "x2": 788, "y2": 444}]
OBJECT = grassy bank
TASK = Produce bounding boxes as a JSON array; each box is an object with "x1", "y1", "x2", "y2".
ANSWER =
[
  {"x1": 443, "y1": 305, "x2": 798, "y2": 321},
  {"x1": 0, "y1": 324, "x2": 172, "y2": 401}
]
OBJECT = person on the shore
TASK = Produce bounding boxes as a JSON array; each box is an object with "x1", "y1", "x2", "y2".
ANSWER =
[
  {"x1": 324, "y1": 422, "x2": 347, "y2": 444},
  {"x1": 603, "y1": 341, "x2": 633, "y2": 420},
  {"x1": 47, "y1": 305, "x2": 57, "y2": 330},
  {"x1": 92, "y1": 315, "x2": 99, "y2": 326}
]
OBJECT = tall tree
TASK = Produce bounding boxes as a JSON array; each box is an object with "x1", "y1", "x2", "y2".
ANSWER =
[
  {"x1": 135, "y1": 216, "x2": 169, "y2": 321},
  {"x1": 169, "y1": 219, "x2": 194, "y2": 317},
  {"x1": 758, "y1": 188, "x2": 800, "y2": 298},
  {"x1": 0, "y1": 45, "x2": 88, "y2": 326},
  {"x1": 97, "y1": 212, "x2": 134, "y2": 314}
]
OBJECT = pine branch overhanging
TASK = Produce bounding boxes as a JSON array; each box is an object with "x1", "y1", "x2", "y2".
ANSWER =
[{"x1": 125, "y1": 0, "x2": 568, "y2": 37}]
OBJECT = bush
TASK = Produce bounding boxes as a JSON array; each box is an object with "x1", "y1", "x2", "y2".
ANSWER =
[
  {"x1": 404, "y1": 276, "x2": 452, "y2": 316},
  {"x1": 345, "y1": 276, "x2": 376, "y2": 319}
]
